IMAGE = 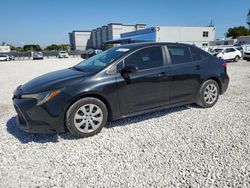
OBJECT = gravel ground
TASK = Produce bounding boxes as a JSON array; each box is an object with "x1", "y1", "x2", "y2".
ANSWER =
[{"x1": 0, "y1": 58, "x2": 249, "y2": 187}]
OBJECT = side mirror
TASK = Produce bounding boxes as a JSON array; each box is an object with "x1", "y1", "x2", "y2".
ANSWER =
[{"x1": 120, "y1": 65, "x2": 138, "y2": 79}]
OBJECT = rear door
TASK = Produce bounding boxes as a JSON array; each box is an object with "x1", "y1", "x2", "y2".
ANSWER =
[
  {"x1": 167, "y1": 45, "x2": 206, "y2": 105},
  {"x1": 223, "y1": 48, "x2": 236, "y2": 60}
]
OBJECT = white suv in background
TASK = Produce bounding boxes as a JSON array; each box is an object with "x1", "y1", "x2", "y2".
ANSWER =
[
  {"x1": 212, "y1": 47, "x2": 242, "y2": 62},
  {"x1": 58, "y1": 51, "x2": 69, "y2": 58},
  {"x1": 242, "y1": 45, "x2": 250, "y2": 61},
  {"x1": 0, "y1": 54, "x2": 10, "y2": 61}
]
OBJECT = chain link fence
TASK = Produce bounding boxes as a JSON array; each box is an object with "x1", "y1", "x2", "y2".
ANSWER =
[{"x1": 0, "y1": 50, "x2": 84, "y2": 60}]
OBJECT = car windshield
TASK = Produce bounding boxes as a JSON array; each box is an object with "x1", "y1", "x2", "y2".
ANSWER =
[{"x1": 74, "y1": 47, "x2": 131, "y2": 71}]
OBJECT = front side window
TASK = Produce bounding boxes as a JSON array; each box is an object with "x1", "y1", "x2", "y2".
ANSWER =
[
  {"x1": 225, "y1": 48, "x2": 236, "y2": 53},
  {"x1": 168, "y1": 46, "x2": 192, "y2": 64},
  {"x1": 124, "y1": 46, "x2": 164, "y2": 70}
]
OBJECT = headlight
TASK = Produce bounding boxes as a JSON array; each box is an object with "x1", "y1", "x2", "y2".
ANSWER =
[{"x1": 21, "y1": 90, "x2": 61, "y2": 105}]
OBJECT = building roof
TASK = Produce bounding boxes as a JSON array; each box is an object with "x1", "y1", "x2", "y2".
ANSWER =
[{"x1": 72, "y1": 30, "x2": 91, "y2": 33}]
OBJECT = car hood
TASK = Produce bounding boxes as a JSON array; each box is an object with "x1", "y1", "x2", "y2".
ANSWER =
[{"x1": 20, "y1": 68, "x2": 95, "y2": 94}]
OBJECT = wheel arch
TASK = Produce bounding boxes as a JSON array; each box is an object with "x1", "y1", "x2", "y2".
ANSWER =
[
  {"x1": 66, "y1": 93, "x2": 113, "y2": 121},
  {"x1": 206, "y1": 77, "x2": 222, "y2": 94}
]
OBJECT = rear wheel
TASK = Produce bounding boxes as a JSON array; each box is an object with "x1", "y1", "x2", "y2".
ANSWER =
[
  {"x1": 234, "y1": 55, "x2": 240, "y2": 62},
  {"x1": 197, "y1": 79, "x2": 220, "y2": 108},
  {"x1": 66, "y1": 97, "x2": 108, "y2": 138}
]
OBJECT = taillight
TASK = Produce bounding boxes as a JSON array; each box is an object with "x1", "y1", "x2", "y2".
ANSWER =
[{"x1": 222, "y1": 61, "x2": 227, "y2": 68}]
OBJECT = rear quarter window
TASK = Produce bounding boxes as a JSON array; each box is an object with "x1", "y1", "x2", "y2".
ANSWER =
[
  {"x1": 190, "y1": 47, "x2": 209, "y2": 61},
  {"x1": 167, "y1": 46, "x2": 192, "y2": 64}
]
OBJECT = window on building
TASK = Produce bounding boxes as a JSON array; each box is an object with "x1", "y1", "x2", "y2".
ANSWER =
[
  {"x1": 203, "y1": 31, "x2": 209, "y2": 37},
  {"x1": 167, "y1": 46, "x2": 192, "y2": 64},
  {"x1": 124, "y1": 46, "x2": 164, "y2": 70}
]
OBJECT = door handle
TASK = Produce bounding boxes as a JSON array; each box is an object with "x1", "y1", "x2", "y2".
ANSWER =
[
  {"x1": 196, "y1": 65, "x2": 201, "y2": 70},
  {"x1": 158, "y1": 72, "x2": 167, "y2": 77}
]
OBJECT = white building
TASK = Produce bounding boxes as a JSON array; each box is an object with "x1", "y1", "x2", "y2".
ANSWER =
[
  {"x1": 69, "y1": 23, "x2": 146, "y2": 50},
  {"x1": 237, "y1": 36, "x2": 250, "y2": 45},
  {"x1": 69, "y1": 30, "x2": 91, "y2": 51},
  {"x1": 209, "y1": 38, "x2": 237, "y2": 46},
  {"x1": 0, "y1": 45, "x2": 11, "y2": 53},
  {"x1": 109, "y1": 26, "x2": 215, "y2": 48}
]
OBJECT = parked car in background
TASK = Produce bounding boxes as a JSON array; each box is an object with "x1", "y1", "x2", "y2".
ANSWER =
[
  {"x1": 242, "y1": 45, "x2": 250, "y2": 61},
  {"x1": 81, "y1": 49, "x2": 102, "y2": 59},
  {"x1": 243, "y1": 51, "x2": 250, "y2": 61},
  {"x1": 58, "y1": 51, "x2": 69, "y2": 58},
  {"x1": 0, "y1": 54, "x2": 9, "y2": 61},
  {"x1": 212, "y1": 47, "x2": 242, "y2": 62},
  {"x1": 13, "y1": 42, "x2": 229, "y2": 138},
  {"x1": 32, "y1": 52, "x2": 44, "y2": 60},
  {"x1": 8, "y1": 54, "x2": 15, "y2": 61},
  {"x1": 234, "y1": 45, "x2": 243, "y2": 56}
]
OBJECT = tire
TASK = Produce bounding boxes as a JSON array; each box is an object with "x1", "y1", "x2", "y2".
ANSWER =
[
  {"x1": 234, "y1": 55, "x2": 240, "y2": 62},
  {"x1": 196, "y1": 79, "x2": 220, "y2": 108},
  {"x1": 66, "y1": 97, "x2": 108, "y2": 138}
]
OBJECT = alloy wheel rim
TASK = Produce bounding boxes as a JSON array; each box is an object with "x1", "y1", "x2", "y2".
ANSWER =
[
  {"x1": 204, "y1": 84, "x2": 218, "y2": 104},
  {"x1": 74, "y1": 104, "x2": 103, "y2": 133}
]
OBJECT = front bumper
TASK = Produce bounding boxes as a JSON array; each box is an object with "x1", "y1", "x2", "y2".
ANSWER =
[
  {"x1": 220, "y1": 73, "x2": 229, "y2": 95},
  {"x1": 12, "y1": 90, "x2": 68, "y2": 134}
]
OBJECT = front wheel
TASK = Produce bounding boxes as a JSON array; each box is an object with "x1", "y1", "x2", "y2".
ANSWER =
[
  {"x1": 66, "y1": 97, "x2": 108, "y2": 138},
  {"x1": 196, "y1": 80, "x2": 220, "y2": 108}
]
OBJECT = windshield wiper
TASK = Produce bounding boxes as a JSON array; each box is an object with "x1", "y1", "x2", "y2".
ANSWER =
[{"x1": 70, "y1": 66, "x2": 83, "y2": 71}]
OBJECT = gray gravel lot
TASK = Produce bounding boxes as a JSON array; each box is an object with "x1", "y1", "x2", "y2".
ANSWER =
[{"x1": 0, "y1": 58, "x2": 249, "y2": 187}]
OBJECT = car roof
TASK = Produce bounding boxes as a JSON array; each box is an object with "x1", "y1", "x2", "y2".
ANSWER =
[{"x1": 117, "y1": 42, "x2": 197, "y2": 50}]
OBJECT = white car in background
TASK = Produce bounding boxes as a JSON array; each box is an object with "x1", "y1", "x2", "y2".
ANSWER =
[
  {"x1": 0, "y1": 54, "x2": 9, "y2": 61},
  {"x1": 212, "y1": 47, "x2": 242, "y2": 62},
  {"x1": 242, "y1": 45, "x2": 250, "y2": 61},
  {"x1": 58, "y1": 51, "x2": 69, "y2": 58}
]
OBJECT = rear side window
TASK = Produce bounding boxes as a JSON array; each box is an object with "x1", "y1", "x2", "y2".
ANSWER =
[
  {"x1": 225, "y1": 48, "x2": 236, "y2": 53},
  {"x1": 190, "y1": 47, "x2": 209, "y2": 61},
  {"x1": 124, "y1": 46, "x2": 164, "y2": 70},
  {"x1": 168, "y1": 46, "x2": 192, "y2": 64}
]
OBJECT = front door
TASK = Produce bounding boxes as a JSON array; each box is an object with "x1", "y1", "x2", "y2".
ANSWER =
[{"x1": 116, "y1": 46, "x2": 170, "y2": 115}]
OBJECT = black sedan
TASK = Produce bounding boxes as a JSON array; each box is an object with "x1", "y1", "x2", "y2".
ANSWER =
[{"x1": 13, "y1": 43, "x2": 229, "y2": 138}]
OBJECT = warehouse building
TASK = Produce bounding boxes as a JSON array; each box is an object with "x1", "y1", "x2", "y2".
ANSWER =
[
  {"x1": 91, "y1": 23, "x2": 146, "y2": 48},
  {"x1": 69, "y1": 30, "x2": 92, "y2": 50},
  {"x1": 237, "y1": 36, "x2": 250, "y2": 45},
  {"x1": 69, "y1": 24, "x2": 216, "y2": 50},
  {"x1": 69, "y1": 23, "x2": 146, "y2": 50},
  {"x1": 107, "y1": 26, "x2": 215, "y2": 48},
  {"x1": 0, "y1": 45, "x2": 11, "y2": 53}
]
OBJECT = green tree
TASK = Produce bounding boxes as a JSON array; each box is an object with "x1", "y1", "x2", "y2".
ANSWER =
[
  {"x1": 23, "y1": 44, "x2": 42, "y2": 51},
  {"x1": 44, "y1": 44, "x2": 70, "y2": 51},
  {"x1": 225, "y1": 26, "x2": 250, "y2": 39},
  {"x1": 101, "y1": 44, "x2": 113, "y2": 50}
]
